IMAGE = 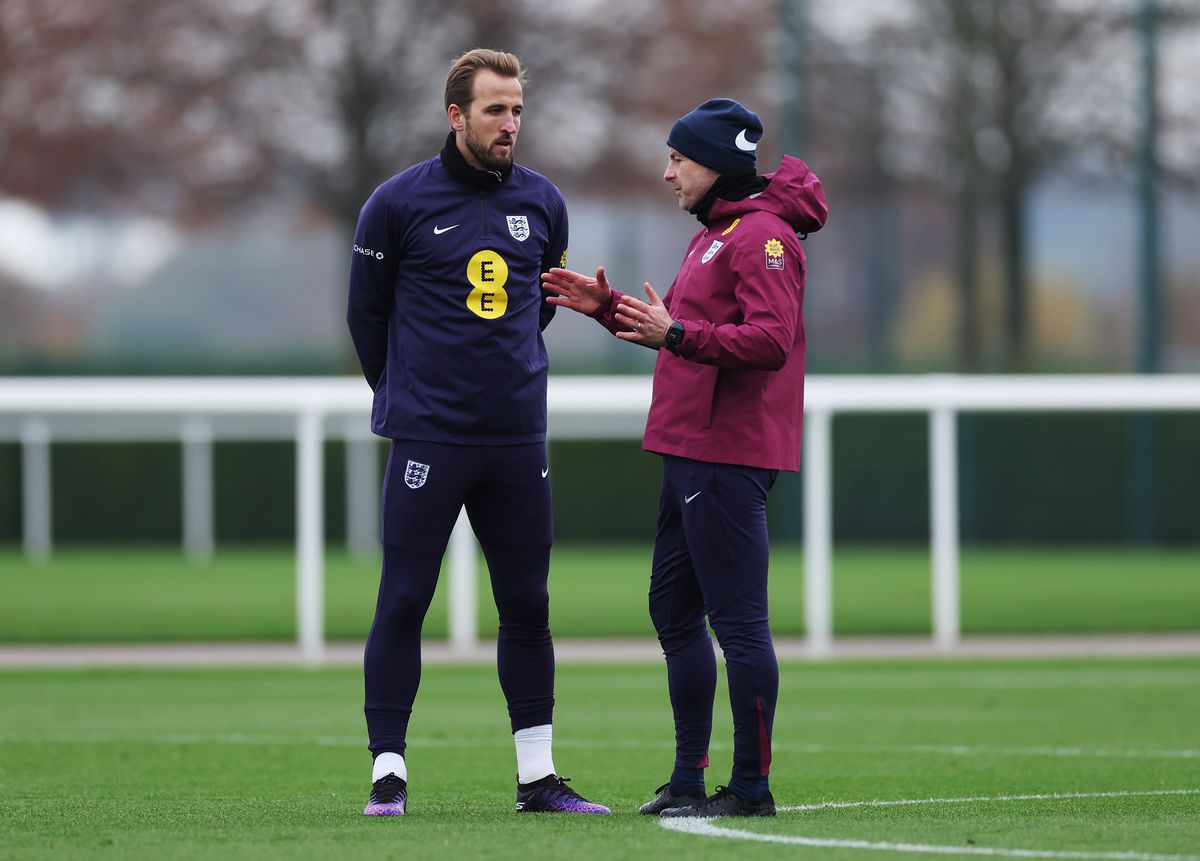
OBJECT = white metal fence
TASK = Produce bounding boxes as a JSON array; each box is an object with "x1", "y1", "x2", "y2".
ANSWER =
[{"x1": 3, "y1": 375, "x2": 1199, "y2": 663}]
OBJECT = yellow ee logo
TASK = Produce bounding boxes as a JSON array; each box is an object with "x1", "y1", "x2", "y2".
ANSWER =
[{"x1": 466, "y1": 250, "x2": 509, "y2": 319}]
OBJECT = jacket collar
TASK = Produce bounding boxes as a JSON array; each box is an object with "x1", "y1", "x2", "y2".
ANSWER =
[
  {"x1": 708, "y1": 156, "x2": 828, "y2": 237},
  {"x1": 439, "y1": 132, "x2": 513, "y2": 190},
  {"x1": 690, "y1": 172, "x2": 768, "y2": 226}
]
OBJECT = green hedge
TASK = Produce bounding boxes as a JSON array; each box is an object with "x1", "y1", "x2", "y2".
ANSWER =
[{"x1": 0, "y1": 413, "x2": 1197, "y2": 545}]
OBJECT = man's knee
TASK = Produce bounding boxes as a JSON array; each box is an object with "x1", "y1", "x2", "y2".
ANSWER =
[
  {"x1": 650, "y1": 600, "x2": 708, "y2": 653},
  {"x1": 377, "y1": 581, "x2": 437, "y2": 630},
  {"x1": 494, "y1": 579, "x2": 549, "y2": 629},
  {"x1": 709, "y1": 615, "x2": 773, "y2": 657}
]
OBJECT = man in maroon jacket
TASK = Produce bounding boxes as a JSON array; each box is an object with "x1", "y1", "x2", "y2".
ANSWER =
[{"x1": 542, "y1": 98, "x2": 828, "y2": 818}]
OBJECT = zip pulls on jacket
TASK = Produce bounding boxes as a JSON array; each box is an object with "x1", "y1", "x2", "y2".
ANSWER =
[{"x1": 479, "y1": 169, "x2": 502, "y2": 237}]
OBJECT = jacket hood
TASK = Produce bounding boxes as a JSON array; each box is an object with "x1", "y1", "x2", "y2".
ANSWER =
[{"x1": 709, "y1": 155, "x2": 827, "y2": 236}]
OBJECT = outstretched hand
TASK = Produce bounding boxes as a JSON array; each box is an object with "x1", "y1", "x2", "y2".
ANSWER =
[
  {"x1": 541, "y1": 266, "x2": 612, "y2": 316},
  {"x1": 614, "y1": 283, "x2": 673, "y2": 348}
]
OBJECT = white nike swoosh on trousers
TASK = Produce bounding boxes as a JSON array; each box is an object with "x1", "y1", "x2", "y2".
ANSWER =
[
  {"x1": 433, "y1": 224, "x2": 459, "y2": 235},
  {"x1": 541, "y1": 468, "x2": 549, "y2": 478},
  {"x1": 684, "y1": 492, "x2": 701, "y2": 504}
]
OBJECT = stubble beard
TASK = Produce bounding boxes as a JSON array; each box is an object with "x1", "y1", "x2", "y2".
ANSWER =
[{"x1": 465, "y1": 121, "x2": 514, "y2": 172}]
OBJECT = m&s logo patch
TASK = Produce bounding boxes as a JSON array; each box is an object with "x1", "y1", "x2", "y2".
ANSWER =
[{"x1": 764, "y1": 238, "x2": 785, "y2": 270}]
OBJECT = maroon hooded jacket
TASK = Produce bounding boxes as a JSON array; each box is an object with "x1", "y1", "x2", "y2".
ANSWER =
[{"x1": 593, "y1": 155, "x2": 827, "y2": 470}]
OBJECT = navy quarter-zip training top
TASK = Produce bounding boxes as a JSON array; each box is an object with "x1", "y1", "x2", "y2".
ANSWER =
[{"x1": 347, "y1": 135, "x2": 568, "y2": 444}]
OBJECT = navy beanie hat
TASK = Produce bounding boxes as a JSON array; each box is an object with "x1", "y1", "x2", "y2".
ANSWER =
[{"x1": 667, "y1": 98, "x2": 763, "y2": 175}]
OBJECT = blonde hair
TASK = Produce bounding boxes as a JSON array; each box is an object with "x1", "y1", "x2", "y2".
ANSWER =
[{"x1": 444, "y1": 48, "x2": 527, "y2": 111}]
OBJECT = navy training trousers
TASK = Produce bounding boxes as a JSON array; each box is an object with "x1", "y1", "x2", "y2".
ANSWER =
[
  {"x1": 648, "y1": 454, "x2": 780, "y2": 781},
  {"x1": 364, "y1": 440, "x2": 555, "y2": 756}
]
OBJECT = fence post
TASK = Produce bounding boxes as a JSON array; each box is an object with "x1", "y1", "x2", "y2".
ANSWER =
[
  {"x1": 930, "y1": 406, "x2": 960, "y2": 648},
  {"x1": 181, "y1": 417, "x2": 214, "y2": 562},
  {"x1": 448, "y1": 507, "x2": 478, "y2": 654},
  {"x1": 344, "y1": 424, "x2": 380, "y2": 558},
  {"x1": 21, "y1": 418, "x2": 52, "y2": 563},
  {"x1": 296, "y1": 410, "x2": 325, "y2": 665},
  {"x1": 803, "y1": 407, "x2": 833, "y2": 657}
]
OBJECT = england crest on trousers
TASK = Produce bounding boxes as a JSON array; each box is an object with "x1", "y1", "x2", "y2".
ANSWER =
[
  {"x1": 404, "y1": 460, "x2": 430, "y2": 489},
  {"x1": 507, "y1": 215, "x2": 530, "y2": 241}
]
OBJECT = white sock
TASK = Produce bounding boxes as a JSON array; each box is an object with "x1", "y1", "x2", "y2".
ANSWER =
[
  {"x1": 514, "y1": 724, "x2": 555, "y2": 785},
  {"x1": 372, "y1": 751, "x2": 407, "y2": 783}
]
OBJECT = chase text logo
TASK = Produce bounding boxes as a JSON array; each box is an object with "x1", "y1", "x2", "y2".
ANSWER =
[{"x1": 354, "y1": 244, "x2": 385, "y2": 260}]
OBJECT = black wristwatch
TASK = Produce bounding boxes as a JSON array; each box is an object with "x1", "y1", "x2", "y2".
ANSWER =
[{"x1": 664, "y1": 319, "x2": 685, "y2": 353}]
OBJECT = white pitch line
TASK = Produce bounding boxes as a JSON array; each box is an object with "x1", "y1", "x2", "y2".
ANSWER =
[
  {"x1": 660, "y1": 788, "x2": 1200, "y2": 861},
  {"x1": 659, "y1": 818, "x2": 1200, "y2": 861}
]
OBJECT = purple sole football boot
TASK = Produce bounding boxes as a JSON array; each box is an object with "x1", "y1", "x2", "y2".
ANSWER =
[
  {"x1": 515, "y1": 775, "x2": 611, "y2": 814},
  {"x1": 363, "y1": 773, "x2": 407, "y2": 816}
]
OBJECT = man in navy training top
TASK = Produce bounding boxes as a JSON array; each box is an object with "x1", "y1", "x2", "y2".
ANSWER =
[
  {"x1": 543, "y1": 98, "x2": 827, "y2": 817},
  {"x1": 347, "y1": 47, "x2": 609, "y2": 818}
]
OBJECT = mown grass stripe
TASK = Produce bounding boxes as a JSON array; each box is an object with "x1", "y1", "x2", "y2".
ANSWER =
[
  {"x1": 3, "y1": 731, "x2": 1197, "y2": 761},
  {"x1": 780, "y1": 788, "x2": 1200, "y2": 812}
]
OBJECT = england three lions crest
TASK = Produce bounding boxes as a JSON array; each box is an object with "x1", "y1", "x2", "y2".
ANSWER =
[
  {"x1": 701, "y1": 240, "x2": 724, "y2": 264},
  {"x1": 507, "y1": 215, "x2": 530, "y2": 241},
  {"x1": 404, "y1": 460, "x2": 430, "y2": 489}
]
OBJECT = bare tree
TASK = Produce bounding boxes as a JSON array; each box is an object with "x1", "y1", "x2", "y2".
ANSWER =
[
  {"x1": 817, "y1": 0, "x2": 1199, "y2": 372},
  {"x1": 1, "y1": 0, "x2": 486, "y2": 231},
  {"x1": 2, "y1": 0, "x2": 788, "y2": 229}
]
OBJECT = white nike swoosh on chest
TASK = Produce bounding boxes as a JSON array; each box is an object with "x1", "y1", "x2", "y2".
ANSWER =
[
  {"x1": 684, "y1": 492, "x2": 702, "y2": 504},
  {"x1": 433, "y1": 224, "x2": 459, "y2": 235}
]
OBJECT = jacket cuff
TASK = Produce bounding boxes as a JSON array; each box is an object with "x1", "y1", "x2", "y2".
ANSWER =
[
  {"x1": 672, "y1": 319, "x2": 700, "y2": 359},
  {"x1": 588, "y1": 289, "x2": 622, "y2": 328}
]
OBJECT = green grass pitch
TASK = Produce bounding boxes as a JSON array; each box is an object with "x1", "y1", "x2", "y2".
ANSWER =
[
  {"x1": 2, "y1": 659, "x2": 1198, "y2": 860},
  {"x1": 2, "y1": 543, "x2": 1200, "y2": 642}
]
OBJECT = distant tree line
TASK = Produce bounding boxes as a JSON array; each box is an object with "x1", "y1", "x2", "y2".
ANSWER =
[{"x1": 2, "y1": 0, "x2": 1197, "y2": 372}]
